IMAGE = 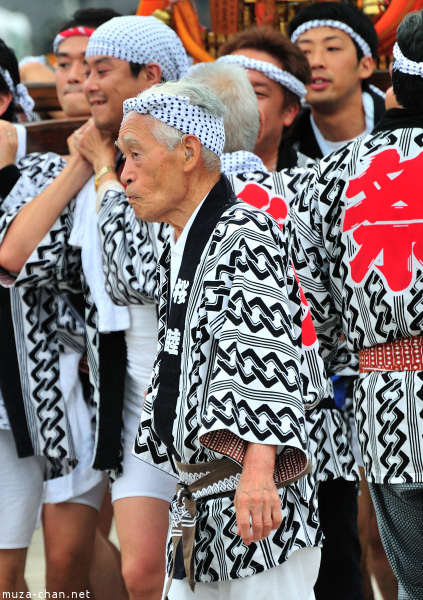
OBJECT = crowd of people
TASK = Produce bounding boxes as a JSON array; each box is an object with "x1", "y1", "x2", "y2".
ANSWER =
[{"x1": 0, "y1": 3, "x2": 421, "y2": 600}]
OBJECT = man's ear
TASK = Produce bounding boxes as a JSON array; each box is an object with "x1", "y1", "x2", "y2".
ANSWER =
[
  {"x1": 358, "y1": 56, "x2": 374, "y2": 81},
  {"x1": 256, "y1": 108, "x2": 265, "y2": 146},
  {"x1": 143, "y1": 62, "x2": 162, "y2": 86},
  {"x1": 181, "y1": 134, "x2": 202, "y2": 171},
  {"x1": 281, "y1": 102, "x2": 300, "y2": 128},
  {"x1": 0, "y1": 91, "x2": 13, "y2": 117}
]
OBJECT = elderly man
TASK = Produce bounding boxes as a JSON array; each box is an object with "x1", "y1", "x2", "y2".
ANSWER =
[
  {"x1": 0, "y1": 15, "x2": 189, "y2": 600},
  {"x1": 117, "y1": 78, "x2": 327, "y2": 600},
  {"x1": 288, "y1": 10, "x2": 423, "y2": 600}
]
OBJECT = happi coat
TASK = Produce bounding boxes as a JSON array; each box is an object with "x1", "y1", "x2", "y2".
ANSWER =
[
  {"x1": 288, "y1": 108, "x2": 423, "y2": 484},
  {"x1": 222, "y1": 150, "x2": 358, "y2": 484},
  {"x1": 0, "y1": 151, "x2": 158, "y2": 477},
  {"x1": 133, "y1": 174, "x2": 327, "y2": 583},
  {"x1": 0, "y1": 154, "x2": 88, "y2": 478}
]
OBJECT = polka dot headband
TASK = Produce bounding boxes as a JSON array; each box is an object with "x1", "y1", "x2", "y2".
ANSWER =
[
  {"x1": 217, "y1": 54, "x2": 307, "y2": 99},
  {"x1": 123, "y1": 93, "x2": 225, "y2": 156},
  {"x1": 290, "y1": 20, "x2": 372, "y2": 58},
  {"x1": 53, "y1": 26, "x2": 95, "y2": 54},
  {"x1": 86, "y1": 16, "x2": 189, "y2": 82},
  {"x1": 0, "y1": 66, "x2": 34, "y2": 119},
  {"x1": 392, "y1": 43, "x2": 423, "y2": 78}
]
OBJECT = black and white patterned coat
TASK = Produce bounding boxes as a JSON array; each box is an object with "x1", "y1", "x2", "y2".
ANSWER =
[
  {"x1": 0, "y1": 153, "x2": 83, "y2": 477},
  {"x1": 288, "y1": 109, "x2": 423, "y2": 484},
  {"x1": 0, "y1": 152, "x2": 131, "y2": 476},
  {"x1": 134, "y1": 176, "x2": 327, "y2": 582},
  {"x1": 222, "y1": 153, "x2": 358, "y2": 484}
]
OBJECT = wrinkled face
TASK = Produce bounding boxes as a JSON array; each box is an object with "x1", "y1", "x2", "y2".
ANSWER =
[
  {"x1": 296, "y1": 26, "x2": 368, "y2": 110},
  {"x1": 55, "y1": 36, "x2": 91, "y2": 117},
  {"x1": 230, "y1": 48, "x2": 298, "y2": 151},
  {"x1": 83, "y1": 55, "x2": 149, "y2": 135},
  {"x1": 118, "y1": 112, "x2": 187, "y2": 223}
]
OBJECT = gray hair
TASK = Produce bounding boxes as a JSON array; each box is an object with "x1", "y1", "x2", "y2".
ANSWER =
[
  {"x1": 186, "y1": 62, "x2": 259, "y2": 154},
  {"x1": 136, "y1": 78, "x2": 226, "y2": 171}
]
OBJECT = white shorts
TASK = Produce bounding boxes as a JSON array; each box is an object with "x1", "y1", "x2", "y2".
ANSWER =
[
  {"x1": 111, "y1": 304, "x2": 175, "y2": 504},
  {"x1": 111, "y1": 372, "x2": 175, "y2": 503},
  {"x1": 43, "y1": 350, "x2": 108, "y2": 511},
  {"x1": 166, "y1": 546, "x2": 321, "y2": 600},
  {"x1": 0, "y1": 430, "x2": 44, "y2": 549}
]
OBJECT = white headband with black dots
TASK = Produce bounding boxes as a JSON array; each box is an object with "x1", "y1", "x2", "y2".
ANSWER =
[
  {"x1": 290, "y1": 19, "x2": 372, "y2": 58},
  {"x1": 0, "y1": 66, "x2": 34, "y2": 119},
  {"x1": 86, "y1": 16, "x2": 189, "y2": 82},
  {"x1": 392, "y1": 43, "x2": 423, "y2": 77},
  {"x1": 217, "y1": 54, "x2": 307, "y2": 99},
  {"x1": 123, "y1": 93, "x2": 225, "y2": 156}
]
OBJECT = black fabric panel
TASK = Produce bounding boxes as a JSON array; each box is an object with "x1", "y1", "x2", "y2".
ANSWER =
[
  {"x1": 0, "y1": 287, "x2": 34, "y2": 457},
  {"x1": 92, "y1": 330, "x2": 127, "y2": 470},
  {"x1": 0, "y1": 164, "x2": 20, "y2": 201}
]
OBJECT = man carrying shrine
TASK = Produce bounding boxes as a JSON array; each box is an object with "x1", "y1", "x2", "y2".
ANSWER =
[
  {"x1": 288, "y1": 11, "x2": 423, "y2": 600},
  {"x1": 121, "y1": 78, "x2": 328, "y2": 599}
]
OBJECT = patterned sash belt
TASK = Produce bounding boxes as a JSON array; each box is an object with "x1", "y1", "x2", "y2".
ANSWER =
[
  {"x1": 359, "y1": 336, "x2": 423, "y2": 373},
  {"x1": 164, "y1": 457, "x2": 242, "y2": 598}
]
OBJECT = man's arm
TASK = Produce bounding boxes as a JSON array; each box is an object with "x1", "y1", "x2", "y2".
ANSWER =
[
  {"x1": 234, "y1": 443, "x2": 282, "y2": 545},
  {"x1": 0, "y1": 133, "x2": 93, "y2": 274},
  {"x1": 286, "y1": 169, "x2": 342, "y2": 365}
]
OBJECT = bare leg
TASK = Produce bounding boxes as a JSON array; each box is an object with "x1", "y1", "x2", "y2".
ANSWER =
[
  {"x1": 0, "y1": 548, "x2": 28, "y2": 593},
  {"x1": 93, "y1": 488, "x2": 128, "y2": 600},
  {"x1": 113, "y1": 496, "x2": 170, "y2": 600},
  {"x1": 90, "y1": 529, "x2": 128, "y2": 600},
  {"x1": 43, "y1": 502, "x2": 97, "y2": 597}
]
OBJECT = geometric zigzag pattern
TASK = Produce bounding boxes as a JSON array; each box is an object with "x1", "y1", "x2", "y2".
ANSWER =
[
  {"x1": 227, "y1": 167, "x2": 357, "y2": 484},
  {"x1": 289, "y1": 124, "x2": 423, "y2": 483},
  {"x1": 135, "y1": 198, "x2": 325, "y2": 579},
  {"x1": 0, "y1": 153, "x2": 84, "y2": 478}
]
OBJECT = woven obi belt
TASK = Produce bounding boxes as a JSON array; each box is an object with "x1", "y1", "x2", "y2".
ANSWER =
[
  {"x1": 165, "y1": 454, "x2": 311, "y2": 597},
  {"x1": 359, "y1": 336, "x2": 423, "y2": 373}
]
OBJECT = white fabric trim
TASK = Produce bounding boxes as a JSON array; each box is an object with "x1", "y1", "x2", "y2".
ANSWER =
[
  {"x1": 123, "y1": 93, "x2": 225, "y2": 156},
  {"x1": 166, "y1": 546, "x2": 321, "y2": 599},
  {"x1": 290, "y1": 19, "x2": 372, "y2": 58},
  {"x1": 217, "y1": 54, "x2": 307, "y2": 99},
  {"x1": 392, "y1": 43, "x2": 423, "y2": 78},
  {"x1": 0, "y1": 66, "x2": 34, "y2": 118},
  {"x1": 69, "y1": 176, "x2": 130, "y2": 333}
]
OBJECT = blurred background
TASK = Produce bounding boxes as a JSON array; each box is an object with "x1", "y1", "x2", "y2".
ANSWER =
[{"x1": 0, "y1": 1, "x2": 140, "y2": 59}]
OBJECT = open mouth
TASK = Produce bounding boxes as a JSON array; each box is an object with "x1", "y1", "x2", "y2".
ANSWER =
[{"x1": 310, "y1": 78, "x2": 330, "y2": 90}]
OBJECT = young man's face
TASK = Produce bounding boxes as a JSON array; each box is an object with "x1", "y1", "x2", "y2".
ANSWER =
[
  {"x1": 83, "y1": 55, "x2": 151, "y2": 136},
  {"x1": 55, "y1": 36, "x2": 91, "y2": 118},
  {"x1": 230, "y1": 48, "x2": 298, "y2": 154},
  {"x1": 296, "y1": 26, "x2": 372, "y2": 111}
]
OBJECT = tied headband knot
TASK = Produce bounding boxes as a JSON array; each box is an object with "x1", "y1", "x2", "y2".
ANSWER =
[
  {"x1": 290, "y1": 19, "x2": 372, "y2": 59},
  {"x1": 0, "y1": 67, "x2": 34, "y2": 119},
  {"x1": 217, "y1": 55, "x2": 307, "y2": 99},
  {"x1": 392, "y1": 43, "x2": 423, "y2": 78},
  {"x1": 123, "y1": 93, "x2": 225, "y2": 156}
]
